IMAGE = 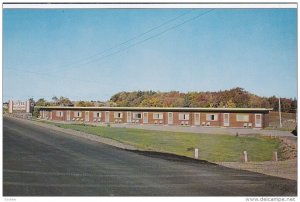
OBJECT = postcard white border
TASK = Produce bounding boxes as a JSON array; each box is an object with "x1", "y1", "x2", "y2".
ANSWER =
[{"x1": 3, "y1": 3, "x2": 298, "y2": 9}]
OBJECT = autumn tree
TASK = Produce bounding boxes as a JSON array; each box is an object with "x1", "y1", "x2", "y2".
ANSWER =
[
  {"x1": 35, "y1": 98, "x2": 49, "y2": 106},
  {"x1": 58, "y1": 96, "x2": 73, "y2": 106},
  {"x1": 52, "y1": 96, "x2": 58, "y2": 106},
  {"x1": 225, "y1": 99, "x2": 236, "y2": 108},
  {"x1": 109, "y1": 88, "x2": 296, "y2": 112}
]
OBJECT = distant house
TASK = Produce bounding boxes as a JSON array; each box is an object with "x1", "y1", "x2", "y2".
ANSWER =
[
  {"x1": 3, "y1": 102, "x2": 8, "y2": 109},
  {"x1": 35, "y1": 106, "x2": 272, "y2": 129}
]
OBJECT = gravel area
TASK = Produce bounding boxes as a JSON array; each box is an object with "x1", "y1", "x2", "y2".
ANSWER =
[{"x1": 216, "y1": 159, "x2": 297, "y2": 181}]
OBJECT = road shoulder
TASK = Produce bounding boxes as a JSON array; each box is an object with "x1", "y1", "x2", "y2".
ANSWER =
[{"x1": 5, "y1": 116, "x2": 137, "y2": 151}]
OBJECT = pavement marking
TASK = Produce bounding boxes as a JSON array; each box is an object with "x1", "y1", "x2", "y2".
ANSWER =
[
  {"x1": 4, "y1": 169, "x2": 92, "y2": 177},
  {"x1": 3, "y1": 182, "x2": 159, "y2": 187},
  {"x1": 3, "y1": 181, "x2": 210, "y2": 188},
  {"x1": 3, "y1": 169, "x2": 221, "y2": 178},
  {"x1": 3, "y1": 181, "x2": 264, "y2": 189}
]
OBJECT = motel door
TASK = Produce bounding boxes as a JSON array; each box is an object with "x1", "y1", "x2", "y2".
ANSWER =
[
  {"x1": 67, "y1": 111, "x2": 71, "y2": 121},
  {"x1": 194, "y1": 113, "x2": 200, "y2": 126},
  {"x1": 143, "y1": 112, "x2": 148, "y2": 124},
  {"x1": 45, "y1": 111, "x2": 49, "y2": 119},
  {"x1": 105, "y1": 111, "x2": 110, "y2": 123},
  {"x1": 223, "y1": 113, "x2": 229, "y2": 127},
  {"x1": 127, "y1": 112, "x2": 132, "y2": 123},
  {"x1": 168, "y1": 112, "x2": 173, "y2": 125},
  {"x1": 85, "y1": 111, "x2": 89, "y2": 122},
  {"x1": 255, "y1": 114, "x2": 262, "y2": 128}
]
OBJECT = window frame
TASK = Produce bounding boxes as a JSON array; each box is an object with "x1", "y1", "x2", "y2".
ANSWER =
[
  {"x1": 179, "y1": 113, "x2": 190, "y2": 121},
  {"x1": 206, "y1": 113, "x2": 218, "y2": 121},
  {"x1": 56, "y1": 111, "x2": 63, "y2": 117},
  {"x1": 93, "y1": 111, "x2": 101, "y2": 118},
  {"x1": 114, "y1": 112, "x2": 123, "y2": 118},
  {"x1": 153, "y1": 113, "x2": 164, "y2": 120},
  {"x1": 236, "y1": 114, "x2": 250, "y2": 122},
  {"x1": 132, "y1": 112, "x2": 142, "y2": 119},
  {"x1": 74, "y1": 111, "x2": 82, "y2": 118}
]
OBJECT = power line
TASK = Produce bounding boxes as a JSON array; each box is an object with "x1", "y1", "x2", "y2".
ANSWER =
[
  {"x1": 5, "y1": 9, "x2": 215, "y2": 85},
  {"x1": 49, "y1": 9, "x2": 214, "y2": 74},
  {"x1": 29, "y1": 9, "x2": 195, "y2": 74}
]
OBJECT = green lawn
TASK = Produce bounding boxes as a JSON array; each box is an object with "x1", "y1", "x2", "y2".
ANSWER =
[{"x1": 38, "y1": 120, "x2": 281, "y2": 162}]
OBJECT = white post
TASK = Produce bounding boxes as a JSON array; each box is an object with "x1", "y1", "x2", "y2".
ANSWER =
[
  {"x1": 25, "y1": 100, "x2": 30, "y2": 113},
  {"x1": 279, "y1": 97, "x2": 282, "y2": 128},
  {"x1": 194, "y1": 148, "x2": 199, "y2": 159},
  {"x1": 273, "y1": 151, "x2": 278, "y2": 161},
  {"x1": 8, "y1": 100, "x2": 13, "y2": 114},
  {"x1": 243, "y1": 151, "x2": 248, "y2": 162}
]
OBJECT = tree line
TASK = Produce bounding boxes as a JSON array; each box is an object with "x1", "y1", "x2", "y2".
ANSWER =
[
  {"x1": 110, "y1": 88, "x2": 297, "y2": 113},
  {"x1": 34, "y1": 96, "x2": 106, "y2": 107},
  {"x1": 33, "y1": 88, "x2": 297, "y2": 113}
]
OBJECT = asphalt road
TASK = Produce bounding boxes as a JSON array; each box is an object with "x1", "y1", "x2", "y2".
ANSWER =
[{"x1": 3, "y1": 117, "x2": 297, "y2": 196}]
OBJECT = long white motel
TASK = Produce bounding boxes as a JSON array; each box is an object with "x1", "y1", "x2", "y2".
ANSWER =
[{"x1": 35, "y1": 106, "x2": 272, "y2": 128}]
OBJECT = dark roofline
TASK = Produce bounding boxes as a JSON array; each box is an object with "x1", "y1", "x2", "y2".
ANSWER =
[{"x1": 34, "y1": 106, "x2": 272, "y2": 113}]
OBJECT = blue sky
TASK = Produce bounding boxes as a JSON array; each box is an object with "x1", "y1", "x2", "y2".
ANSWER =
[{"x1": 3, "y1": 8, "x2": 297, "y2": 101}]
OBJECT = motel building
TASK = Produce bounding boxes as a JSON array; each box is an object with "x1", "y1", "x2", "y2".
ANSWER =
[{"x1": 36, "y1": 106, "x2": 272, "y2": 129}]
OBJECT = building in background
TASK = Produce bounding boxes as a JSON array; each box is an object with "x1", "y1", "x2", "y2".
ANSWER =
[
  {"x1": 3, "y1": 102, "x2": 8, "y2": 109},
  {"x1": 36, "y1": 106, "x2": 272, "y2": 129}
]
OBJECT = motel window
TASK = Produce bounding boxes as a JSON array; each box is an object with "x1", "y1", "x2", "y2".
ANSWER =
[
  {"x1": 133, "y1": 112, "x2": 142, "y2": 119},
  {"x1": 114, "y1": 112, "x2": 123, "y2": 118},
  {"x1": 179, "y1": 113, "x2": 190, "y2": 121},
  {"x1": 56, "y1": 111, "x2": 63, "y2": 117},
  {"x1": 153, "y1": 113, "x2": 164, "y2": 120},
  {"x1": 236, "y1": 114, "x2": 249, "y2": 122},
  {"x1": 93, "y1": 112, "x2": 101, "y2": 118},
  {"x1": 74, "y1": 111, "x2": 82, "y2": 117},
  {"x1": 206, "y1": 114, "x2": 218, "y2": 121}
]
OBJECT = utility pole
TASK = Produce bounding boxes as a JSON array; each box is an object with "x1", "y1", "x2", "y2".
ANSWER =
[{"x1": 279, "y1": 97, "x2": 282, "y2": 128}]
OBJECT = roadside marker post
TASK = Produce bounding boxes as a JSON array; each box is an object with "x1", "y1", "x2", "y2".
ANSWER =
[
  {"x1": 273, "y1": 151, "x2": 278, "y2": 161},
  {"x1": 243, "y1": 151, "x2": 248, "y2": 163},
  {"x1": 194, "y1": 148, "x2": 199, "y2": 159}
]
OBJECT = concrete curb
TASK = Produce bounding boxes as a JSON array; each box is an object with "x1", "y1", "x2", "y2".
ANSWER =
[{"x1": 5, "y1": 116, "x2": 137, "y2": 151}]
